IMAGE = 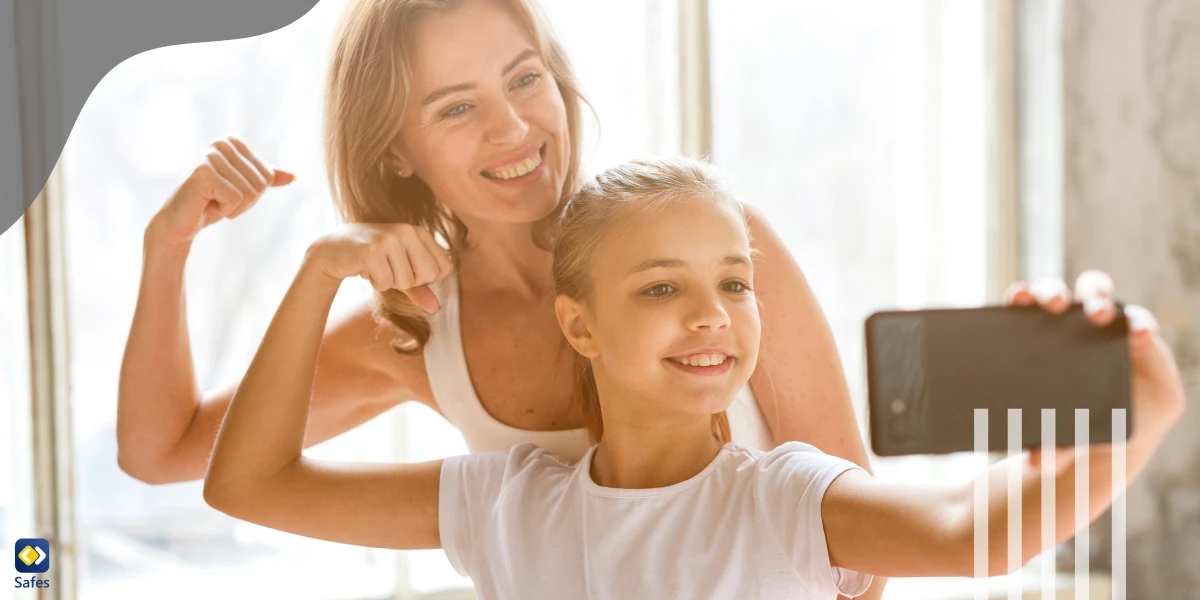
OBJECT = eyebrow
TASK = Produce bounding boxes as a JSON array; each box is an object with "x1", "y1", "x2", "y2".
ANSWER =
[
  {"x1": 624, "y1": 255, "x2": 751, "y2": 277},
  {"x1": 421, "y1": 48, "x2": 540, "y2": 107}
]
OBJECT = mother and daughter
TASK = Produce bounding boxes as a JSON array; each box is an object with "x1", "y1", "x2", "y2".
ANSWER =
[{"x1": 117, "y1": 0, "x2": 1187, "y2": 598}]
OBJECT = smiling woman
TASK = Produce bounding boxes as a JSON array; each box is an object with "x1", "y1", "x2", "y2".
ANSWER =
[
  {"x1": 62, "y1": 0, "x2": 682, "y2": 597},
  {"x1": 56, "y1": 0, "x2": 994, "y2": 599}
]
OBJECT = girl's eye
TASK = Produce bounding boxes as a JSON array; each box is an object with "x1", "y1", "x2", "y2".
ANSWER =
[
  {"x1": 722, "y1": 280, "x2": 752, "y2": 294},
  {"x1": 443, "y1": 103, "x2": 471, "y2": 119},
  {"x1": 643, "y1": 283, "x2": 675, "y2": 298},
  {"x1": 513, "y1": 71, "x2": 542, "y2": 89}
]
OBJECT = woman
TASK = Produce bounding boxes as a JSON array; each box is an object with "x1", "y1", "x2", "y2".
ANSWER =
[{"x1": 117, "y1": 1, "x2": 883, "y2": 595}]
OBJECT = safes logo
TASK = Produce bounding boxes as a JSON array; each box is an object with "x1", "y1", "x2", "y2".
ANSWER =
[
  {"x1": 14, "y1": 539, "x2": 49, "y2": 574},
  {"x1": 13, "y1": 538, "x2": 51, "y2": 590}
]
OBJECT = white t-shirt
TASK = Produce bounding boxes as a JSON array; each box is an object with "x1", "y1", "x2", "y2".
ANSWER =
[{"x1": 439, "y1": 441, "x2": 874, "y2": 599}]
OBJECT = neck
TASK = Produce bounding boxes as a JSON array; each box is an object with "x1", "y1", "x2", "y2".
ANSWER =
[
  {"x1": 456, "y1": 215, "x2": 553, "y2": 298},
  {"x1": 588, "y1": 383, "x2": 725, "y2": 490}
]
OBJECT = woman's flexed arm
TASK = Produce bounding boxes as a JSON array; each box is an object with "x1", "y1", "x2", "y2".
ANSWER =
[
  {"x1": 202, "y1": 250, "x2": 447, "y2": 550},
  {"x1": 117, "y1": 138, "x2": 426, "y2": 485}
]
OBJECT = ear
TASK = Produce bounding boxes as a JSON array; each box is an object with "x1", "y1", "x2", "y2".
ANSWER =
[
  {"x1": 385, "y1": 140, "x2": 415, "y2": 178},
  {"x1": 554, "y1": 294, "x2": 599, "y2": 358}
]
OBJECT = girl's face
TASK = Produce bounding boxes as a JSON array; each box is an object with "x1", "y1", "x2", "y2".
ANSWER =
[
  {"x1": 393, "y1": 0, "x2": 570, "y2": 224},
  {"x1": 569, "y1": 198, "x2": 762, "y2": 422}
]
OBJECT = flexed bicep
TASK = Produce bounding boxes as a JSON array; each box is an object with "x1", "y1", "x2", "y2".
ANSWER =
[{"x1": 205, "y1": 458, "x2": 445, "y2": 550}]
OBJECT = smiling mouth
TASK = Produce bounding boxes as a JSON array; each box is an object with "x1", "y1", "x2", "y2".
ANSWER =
[
  {"x1": 668, "y1": 353, "x2": 729, "y2": 367},
  {"x1": 482, "y1": 145, "x2": 545, "y2": 180}
]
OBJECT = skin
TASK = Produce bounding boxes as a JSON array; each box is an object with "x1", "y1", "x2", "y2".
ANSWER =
[
  {"x1": 118, "y1": 0, "x2": 870, "y2": 484},
  {"x1": 119, "y1": 1, "x2": 882, "y2": 596},
  {"x1": 203, "y1": 198, "x2": 1187, "y2": 586}
]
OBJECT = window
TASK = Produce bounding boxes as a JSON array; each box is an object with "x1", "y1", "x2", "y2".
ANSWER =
[
  {"x1": 710, "y1": 0, "x2": 992, "y2": 485},
  {"x1": 58, "y1": 0, "x2": 1013, "y2": 598},
  {"x1": 60, "y1": 0, "x2": 678, "y2": 598},
  {"x1": 1, "y1": 217, "x2": 35, "y2": 556},
  {"x1": 62, "y1": 1, "x2": 401, "y2": 598}
]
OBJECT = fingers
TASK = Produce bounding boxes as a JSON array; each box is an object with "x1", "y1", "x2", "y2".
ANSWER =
[
  {"x1": 356, "y1": 225, "x2": 453, "y2": 311},
  {"x1": 364, "y1": 248, "x2": 395, "y2": 292},
  {"x1": 1124, "y1": 304, "x2": 1159, "y2": 336},
  {"x1": 1070, "y1": 269, "x2": 1117, "y2": 327},
  {"x1": 214, "y1": 138, "x2": 268, "y2": 196},
  {"x1": 200, "y1": 136, "x2": 294, "y2": 222},
  {"x1": 1004, "y1": 281, "x2": 1037, "y2": 306},
  {"x1": 414, "y1": 227, "x2": 454, "y2": 281},
  {"x1": 1030, "y1": 277, "x2": 1072, "y2": 314},
  {"x1": 195, "y1": 157, "x2": 247, "y2": 218},
  {"x1": 226, "y1": 136, "x2": 295, "y2": 187},
  {"x1": 404, "y1": 285, "x2": 442, "y2": 314}
]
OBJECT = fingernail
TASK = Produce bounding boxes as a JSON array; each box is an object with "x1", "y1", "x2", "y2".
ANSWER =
[
  {"x1": 1125, "y1": 305, "x2": 1158, "y2": 332},
  {"x1": 1083, "y1": 296, "x2": 1107, "y2": 317},
  {"x1": 1075, "y1": 269, "x2": 1114, "y2": 299}
]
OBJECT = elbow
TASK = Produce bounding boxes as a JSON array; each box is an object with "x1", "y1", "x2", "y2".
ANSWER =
[
  {"x1": 202, "y1": 478, "x2": 233, "y2": 514},
  {"x1": 202, "y1": 468, "x2": 247, "y2": 517},
  {"x1": 117, "y1": 448, "x2": 179, "y2": 486}
]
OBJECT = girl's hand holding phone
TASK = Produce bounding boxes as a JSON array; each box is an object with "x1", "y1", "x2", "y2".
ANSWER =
[
  {"x1": 303, "y1": 223, "x2": 455, "y2": 314},
  {"x1": 1004, "y1": 269, "x2": 1186, "y2": 470}
]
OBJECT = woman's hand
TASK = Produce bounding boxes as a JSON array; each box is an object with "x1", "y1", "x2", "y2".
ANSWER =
[
  {"x1": 1004, "y1": 270, "x2": 1187, "y2": 469},
  {"x1": 149, "y1": 136, "x2": 296, "y2": 246},
  {"x1": 305, "y1": 223, "x2": 455, "y2": 313}
]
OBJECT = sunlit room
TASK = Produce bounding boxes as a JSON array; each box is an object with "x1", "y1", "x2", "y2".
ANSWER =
[{"x1": 2, "y1": 0, "x2": 1198, "y2": 599}]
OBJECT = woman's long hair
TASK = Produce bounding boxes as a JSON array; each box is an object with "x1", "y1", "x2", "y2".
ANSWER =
[
  {"x1": 324, "y1": 0, "x2": 588, "y2": 353},
  {"x1": 551, "y1": 157, "x2": 751, "y2": 444}
]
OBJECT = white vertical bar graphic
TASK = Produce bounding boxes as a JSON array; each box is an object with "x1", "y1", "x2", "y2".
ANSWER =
[
  {"x1": 1042, "y1": 408, "x2": 1056, "y2": 600},
  {"x1": 1075, "y1": 408, "x2": 1089, "y2": 600},
  {"x1": 1112, "y1": 409, "x2": 1126, "y2": 600},
  {"x1": 1008, "y1": 409, "x2": 1022, "y2": 600},
  {"x1": 975, "y1": 408, "x2": 989, "y2": 600}
]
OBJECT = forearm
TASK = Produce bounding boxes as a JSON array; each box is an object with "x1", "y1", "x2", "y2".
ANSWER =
[
  {"x1": 971, "y1": 433, "x2": 1159, "y2": 576},
  {"x1": 204, "y1": 254, "x2": 342, "y2": 498},
  {"x1": 116, "y1": 221, "x2": 203, "y2": 474}
]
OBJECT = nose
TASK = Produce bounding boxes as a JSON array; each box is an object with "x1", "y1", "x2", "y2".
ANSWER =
[
  {"x1": 685, "y1": 290, "x2": 731, "y2": 332},
  {"x1": 485, "y1": 100, "x2": 530, "y2": 146}
]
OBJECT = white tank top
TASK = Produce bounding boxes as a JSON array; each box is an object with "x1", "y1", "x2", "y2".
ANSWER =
[{"x1": 423, "y1": 274, "x2": 774, "y2": 462}]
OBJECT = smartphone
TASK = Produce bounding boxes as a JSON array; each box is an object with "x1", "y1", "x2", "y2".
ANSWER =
[{"x1": 865, "y1": 303, "x2": 1131, "y2": 457}]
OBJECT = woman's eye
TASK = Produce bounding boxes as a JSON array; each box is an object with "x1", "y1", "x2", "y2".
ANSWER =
[
  {"x1": 722, "y1": 280, "x2": 752, "y2": 293},
  {"x1": 643, "y1": 283, "x2": 675, "y2": 298},
  {"x1": 443, "y1": 103, "x2": 471, "y2": 118},
  {"x1": 513, "y1": 71, "x2": 541, "y2": 89}
]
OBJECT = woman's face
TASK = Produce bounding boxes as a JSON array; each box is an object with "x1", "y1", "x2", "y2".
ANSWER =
[
  {"x1": 579, "y1": 198, "x2": 761, "y2": 421},
  {"x1": 394, "y1": 0, "x2": 570, "y2": 224}
]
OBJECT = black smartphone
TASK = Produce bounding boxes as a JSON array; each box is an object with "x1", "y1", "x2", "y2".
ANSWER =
[{"x1": 865, "y1": 303, "x2": 1132, "y2": 457}]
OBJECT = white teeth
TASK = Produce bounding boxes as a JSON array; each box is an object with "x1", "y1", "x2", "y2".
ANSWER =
[
  {"x1": 675, "y1": 353, "x2": 727, "y2": 367},
  {"x1": 485, "y1": 150, "x2": 542, "y2": 180}
]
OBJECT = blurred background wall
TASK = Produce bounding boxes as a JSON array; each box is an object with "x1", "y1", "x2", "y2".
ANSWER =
[{"x1": 1059, "y1": 0, "x2": 1200, "y2": 595}]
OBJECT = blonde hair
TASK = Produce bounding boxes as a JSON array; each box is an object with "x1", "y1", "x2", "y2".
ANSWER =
[
  {"x1": 552, "y1": 157, "x2": 751, "y2": 444},
  {"x1": 324, "y1": 0, "x2": 588, "y2": 353}
]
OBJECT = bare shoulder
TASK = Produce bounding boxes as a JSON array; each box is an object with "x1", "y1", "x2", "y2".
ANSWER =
[
  {"x1": 317, "y1": 298, "x2": 436, "y2": 411},
  {"x1": 740, "y1": 202, "x2": 871, "y2": 470}
]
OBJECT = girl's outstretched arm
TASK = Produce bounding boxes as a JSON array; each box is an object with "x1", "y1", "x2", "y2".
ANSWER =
[
  {"x1": 819, "y1": 277, "x2": 1185, "y2": 579},
  {"x1": 202, "y1": 250, "x2": 443, "y2": 550},
  {"x1": 820, "y1": 424, "x2": 1166, "y2": 579}
]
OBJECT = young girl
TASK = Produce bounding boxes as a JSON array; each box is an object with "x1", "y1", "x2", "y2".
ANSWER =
[{"x1": 203, "y1": 157, "x2": 1185, "y2": 599}]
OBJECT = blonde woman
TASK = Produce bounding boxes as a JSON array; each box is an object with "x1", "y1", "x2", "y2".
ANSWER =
[
  {"x1": 120, "y1": 2, "x2": 878, "y2": 594},
  {"x1": 202, "y1": 157, "x2": 1185, "y2": 599}
]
